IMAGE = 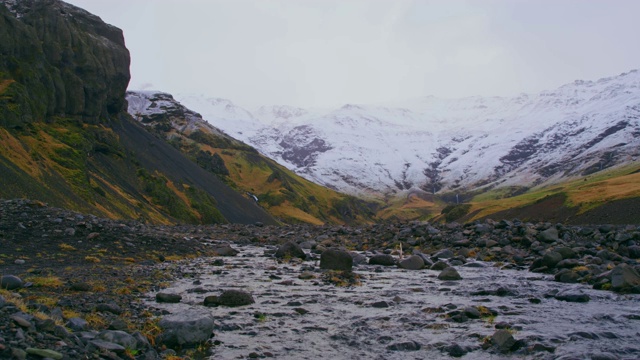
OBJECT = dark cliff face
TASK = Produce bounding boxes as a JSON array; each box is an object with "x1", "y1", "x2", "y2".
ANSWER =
[{"x1": 0, "y1": 0, "x2": 130, "y2": 126}]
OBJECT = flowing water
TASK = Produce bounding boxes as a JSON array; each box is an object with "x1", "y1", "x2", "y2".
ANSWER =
[{"x1": 146, "y1": 244, "x2": 640, "y2": 359}]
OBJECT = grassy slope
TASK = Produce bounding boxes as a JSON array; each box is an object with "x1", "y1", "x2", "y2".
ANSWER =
[{"x1": 463, "y1": 164, "x2": 640, "y2": 222}]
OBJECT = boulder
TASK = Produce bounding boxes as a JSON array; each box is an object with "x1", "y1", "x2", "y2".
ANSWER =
[
  {"x1": 387, "y1": 341, "x2": 421, "y2": 351},
  {"x1": 538, "y1": 228, "x2": 559, "y2": 243},
  {"x1": 430, "y1": 261, "x2": 449, "y2": 271},
  {"x1": 320, "y1": 249, "x2": 353, "y2": 271},
  {"x1": 610, "y1": 264, "x2": 640, "y2": 292},
  {"x1": 212, "y1": 245, "x2": 239, "y2": 257},
  {"x1": 66, "y1": 317, "x2": 88, "y2": 331},
  {"x1": 157, "y1": 310, "x2": 215, "y2": 348},
  {"x1": 492, "y1": 329, "x2": 516, "y2": 353},
  {"x1": 156, "y1": 293, "x2": 182, "y2": 303},
  {"x1": 96, "y1": 330, "x2": 137, "y2": 350},
  {"x1": 541, "y1": 251, "x2": 563, "y2": 269},
  {"x1": 214, "y1": 290, "x2": 255, "y2": 307},
  {"x1": 369, "y1": 254, "x2": 396, "y2": 266},
  {"x1": 554, "y1": 269, "x2": 580, "y2": 283},
  {"x1": 1, "y1": 275, "x2": 23, "y2": 290},
  {"x1": 399, "y1": 255, "x2": 425, "y2": 270},
  {"x1": 275, "y1": 241, "x2": 306, "y2": 260},
  {"x1": 438, "y1": 267, "x2": 462, "y2": 281},
  {"x1": 554, "y1": 289, "x2": 590, "y2": 303}
]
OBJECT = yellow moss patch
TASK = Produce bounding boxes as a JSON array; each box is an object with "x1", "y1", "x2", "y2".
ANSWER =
[
  {"x1": 59, "y1": 243, "x2": 77, "y2": 251},
  {"x1": 84, "y1": 256, "x2": 101, "y2": 263},
  {"x1": 26, "y1": 276, "x2": 64, "y2": 288}
]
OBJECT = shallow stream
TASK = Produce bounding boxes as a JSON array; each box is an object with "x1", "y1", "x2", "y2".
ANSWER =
[{"x1": 146, "y1": 245, "x2": 640, "y2": 359}]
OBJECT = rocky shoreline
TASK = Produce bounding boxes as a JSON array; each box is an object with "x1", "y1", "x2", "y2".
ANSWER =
[{"x1": 1, "y1": 199, "x2": 640, "y2": 359}]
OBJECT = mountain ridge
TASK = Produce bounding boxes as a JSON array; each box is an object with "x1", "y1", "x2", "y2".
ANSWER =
[{"x1": 173, "y1": 69, "x2": 640, "y2": 200}]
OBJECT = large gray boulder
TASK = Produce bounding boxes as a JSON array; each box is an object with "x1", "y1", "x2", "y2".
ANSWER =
[
  {"x1": 611, "y1": 264, "x2": 640, "y2": 292},
  {"x1": 96, "y1": 330, "x2": 137, "y2": 350},
  {"x1": 157, "y1": 310, "x2": 215, "y2": 348},
  {"x1": 538, "y1": 227, "x2": 559, "y2": 243},
  {"x1": 320, "y1": 249, "x2": 353, "y2": 271},
  {"x1": 399, "y1": 255, "x2": 425, "y2": 270},
  {"x1": 275, "y1": 241, "x2": 306, "y2": 260}
]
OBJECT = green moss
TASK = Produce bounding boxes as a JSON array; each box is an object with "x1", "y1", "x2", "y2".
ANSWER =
[{"x1": 441, "y1": 203, "x2": 472, "y2": 222}]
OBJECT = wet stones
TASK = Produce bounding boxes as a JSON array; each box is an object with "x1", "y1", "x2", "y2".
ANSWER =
[
  {"x1": 610, "y1": 263, "x2": 640, "y2": 292},
  {"x1": 538, "y1": 227, "x2": 559, "y2": 243},
  {"x1": 438, "y1": 267, "x2": 462, "y2": 281},
  {"x1": 387, "y1": 341, "x2": 421, "y2": 351},
  {"x1": 156, "y1": 292, "x2": 182, "y2": 303},
  {"x1": 26, "y1": 348, "x2": 63, "y2": 360},
  {"x1": 368, "y1": 254, "x2": 396, "y2": 266},
  {"x1": 205, "y1": 290, "x2": 255, "y2": 307},
  {"x1": 275, "y1": 241, "x2": 306, "y2": 260},
  {"x1": 320, "y1": 249, "x2": 353, "y2": 271},
  {"x1": 398, "y1": 255, "x2": 425, "y2": 270},
  {"x1": 157, "y1": 310, "x2": 215, "y2": 348},
  {"x1": 1, "y1": 275, "x2": 23, "y2": 290},
  {"x1": 541, "y1": 251, "x2": 563, "y2": 269},
  {"x1": 65, "y1": 317, "x2": 88, "y2": 331},
  {"x1": 212, "y1": 245, "x2": 239, "y2": 257},
  {"x1": 491, "y1": 329, "x2": 516, "y2": 353},
  {"x1": 554, "y1": 289, "x2": 590, "y2": 303}
]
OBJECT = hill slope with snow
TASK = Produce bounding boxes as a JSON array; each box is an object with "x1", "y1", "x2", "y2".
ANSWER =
[{"x1": 174, "y1": 70, "x2": 640, "y2": 198}]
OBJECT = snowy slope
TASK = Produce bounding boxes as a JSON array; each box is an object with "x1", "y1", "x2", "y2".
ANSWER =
[{"x1": 171, "y1": 70, "x2": 640, "y2": 197}]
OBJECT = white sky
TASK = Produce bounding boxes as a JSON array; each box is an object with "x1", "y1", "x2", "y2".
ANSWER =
[{"x1": 66, "y1": 0, "x2": 640, "y2": 109}]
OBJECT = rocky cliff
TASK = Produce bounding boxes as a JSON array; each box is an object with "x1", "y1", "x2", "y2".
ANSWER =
[
  {"x1": 0, "y1": 0, "x2": 130, "y2": 126},
  {"x1": 0, "y1": 0, "x2": 277, "y2": 225}
]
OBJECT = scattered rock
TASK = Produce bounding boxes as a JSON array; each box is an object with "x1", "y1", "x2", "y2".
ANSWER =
[
  {"x1": 438, "y1": 267, "x2": 462, "y2": 281},
  {"x1": 213, "y1": 245, "x2": 239, "y2": 257},
  {"x1": 320, "y1": 249, "x2": 353, "y2": 271},
  {"x1": 215, "y1": 290, "x2": 255, "y2": 307},
  {"x1": 492, "y1": 329, "x2": 516, "y2": 353},
  {"x1": 398, "y1": 255, "x2": 425, "y2": 270},
  {"x1": 65, "y1": 317, "x2": 88, "y2": 331},
  {"x1": 387, "y1": 341, "x2": 421, "y2": 351},
  {"x1": 1, "y1": 275, "x2": 23, "y2": 290},
  {"x1": 157, "y1": 310, "x2": 215, "y2": 348},
  {"x1": 26, "y1": 348, "x2": 63, "y2": 360},
  {"x1": 156, "y1": 293, "x2": 182, "y2": 303},
  {"x1": 554, "y1": 289, "x2": 590, "y2": 303},
  {"x1": 369, "y1": 254, "x2": 396, "y2": 266},
  {"x1": 275, "y1": 241, "x2": 306, "y2": 260},
  {"x1": 610, "y1": 263, "x2": 640, "y2": 292},
  {"x1": 431, "y1": 261, "x2": 449, "y2": 271},
  {"x1": 538, "y1": 227, "x2": 559, "y2": 243}
]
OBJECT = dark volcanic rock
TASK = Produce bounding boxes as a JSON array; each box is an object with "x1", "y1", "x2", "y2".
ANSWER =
[
  {"x1": 369, "y1": 254, "x2": 397, "y2": 266},
  {"x1": 387, "y1": 341, "x2": 421, "y2": 351},
  {"x1": 215, "y1": 290, "x2": 255, "y2": 307},
  {"x1": 1, "y1": 275, "x2": 23, "y2": 290},
  {"x1": 157, "y1": 310, "x2": 215, "y2": 348},
  {"x1": 438, "y1": 267, "x2": 462, "y2": 281},
  {"x1": 398, "y1": 255, "x2": 425, "y2": 270},
  {"x1": 156, "y1": 293, "x2": 182, "y2": 303},
  {"x1": 492, "y1": 329, "x2": 516, "y2": 353},
  {"x1": 275, "y1": 241, "x2": 306, "y2": 260},
  {"x1": 320, "y1": 249, "x2": 353, "y2": 271},
  {"x1": 610, "y1": 263, "x2": 640, "y2": 292}
]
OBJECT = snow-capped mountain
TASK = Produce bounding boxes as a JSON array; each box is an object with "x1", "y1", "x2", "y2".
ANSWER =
[{"x1": 172, "y1": 70, "x2": 640, "y2": 197}]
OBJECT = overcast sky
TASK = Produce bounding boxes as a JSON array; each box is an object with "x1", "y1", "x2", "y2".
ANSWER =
[{"x1": 66, "y1": 0, "x2": 640, "y2": 109}]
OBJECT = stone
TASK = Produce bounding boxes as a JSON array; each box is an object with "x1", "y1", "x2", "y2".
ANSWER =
[
  {"x1": 66, "y1": 317, "x2": 88, "y2": 331},
  {"x1": 350, "y1": 252, "x2": 368, "y2": 266},
  {"x1": 492, "y1": 329, "x2": 516, "y2": 353},
  {"x1": 555, "y1": 269, "x2": 580, "y2": 283},
  {"x1": 433, "y1": 248, "x2": 455, "y2": 259},
  {"x1": 213, "y1": 245, "x2": 239, "y2": 257},
  {"x1": 203, "y1": 296, "x2": 219, "y2": 307},
  {"x1": 554, "y1": 289, "x2": 590, "y2": 303},
  {"x1": 541, "y1": 251, "x2": 563, "y2": 269},
  {"x1": 157, "y1": 310, "x2": 215, "y2": 347},
  {"x1": 156, "y1": 293, "x2": 182, "y2": 303},
  {"x1": 371, "y1": 301, "x2": 391, "y2": 308},
  {"x1": 0, "y1": 295, "x2": 5, "y2": 308},
  {"x1": 275, "y1": 241, "x2": 306, "y2": 260},
  {"x1": 398, "y1": 255, "x2": 425, "y2": 270},
  {"x1": 430, "y1": 261, "x2": 449, "y2": 271},
  {"x1": 555, "y1": 247, "x2": 577, "y2": 259},
  {"x1": 387, "y1": 341, "x2": 421, "y2": 351},
  {"x1": 438, "y1": 267, "x2": 462, "y2": 281},
  {"x1": 215, "y1": 290, "x2": 255, "y2": 307},
  {"x1": 89, "y1": 339, "x2": 126, "y2": 353},
  {"x1": 368, "y1": 254, "x2": 396, "y2": 266},
  {"x1": 26, "y1": 348, "x2": 63, "y2": 360},
  {"x1": 446, "y1": 343, "x2": 468, "y2": 357},
  {"x1": 10, "y1": 314, "x2": 32, "y2": 328},
  {"x1": 463, "y1": 306, "x2": 481, "y2": 319},
  {"x1": 320, "y1": 249, "x2": 353, "y2": 271},
  {"x1": 627, "y1": 245, "x2": 640, "y2": 259},
  {"x1": 70, "y1": 282, "x2": 92, "y2": 291},
  {"x1": 538, "y1": 227, "x2": 559, "y2": 243},
  {"x1": 610, "y1": 263, "x2": 640, "y2": 292},
  {"x1": 96, "y1": 303, "x2": 123, "y2": 315},
  {"x1": 1, "y1": 275, "x2": 23, "y2": 290},
  {"x1": 97, "y1": 330, "x2": 137, "y2": 350}
]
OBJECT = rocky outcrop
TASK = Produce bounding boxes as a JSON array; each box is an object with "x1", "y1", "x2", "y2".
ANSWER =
[{"x1": 0, "y1": 0, "x2": 130, "y2": 126}]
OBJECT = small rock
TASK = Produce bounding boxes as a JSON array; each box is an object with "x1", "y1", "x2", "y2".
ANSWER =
[
  {"x1": 66, "y1": 317, "x2": 88, "y2": 331},
  {"x1": 398, "y1": 255, "x2": 425, "y2": 270},
  {"x1": 538, "y1": 227, "x2": 559, "y2": 243},
  {"x1": 157, "y1": 310, "x2": 215, "y2": 348},
  {"x1": 369, "y1": 254, "x2": 396, "y2": 266},
  {"x1": 430, "y1": 261, "x2": 449, "y2": 271},
  {"x1": 216, "y1": 290, "x2": 255, "y2": 307},
  {"x1": 541, "y1": 251, "x2": 563, "y2": 269},
  {"x1": 298, "y1": 271, "x2": 315, "y2": 280},
  {"x1": 97, "y1": 330, "x2": 137, "y2": 350},
  {"x1": 387, "y1": 341, "x2": 421, "y2": 351},
  {"x1": 438, "y1": 267, "x2": 462, "y2": 281},
  {"x1": 555, "y1": 269, "x2": 580, "y2": 283},
  {"x1": 213, "y1": 245, "x2": 239, "y2": 257},
  {"x1": 433, "y1": 248, "x2": 455, "y2": 259},
  {"x1": 371, "y1": 301, "x2": 391, "y2": 308},
  {"x1": 10, "y1": 314, "x2": 32, "y2": 328},
  {"x1": 96, "y1": 303, "x2": 123, "y2": 315},
  {"x1": 611, "y1": 263, "x2": 640, "y2": 292},
  {"x1": 554, "y1": 289, "x2": 590, "y2": 303},
  {"x1": 492, "y1": 329, "x2": 516, "y2": 353},
  {"x1": 320, "y1": 249, "x2": 353, "y2": 271},
  {"x1": 89, "y1": 339, "x2": 126, "y2": 353},
  {"x1": 275, "y1": 241, "x2": 306, "y2": 260},
  {"x1": 446, "y1": 343, "x2": 468, "y2": 357},
  {"x1": 26, "y1": 348, "x2": 63, "y2": 359},
  {"x1": 1, "y1": 275, "x2": 23, "y2": 290},
  {"x1": 156, "y1": 293, "x2": 182, "y2": 303},
  {"x1": 14, "y1": 259, "x2": 25, "y2": 265}
]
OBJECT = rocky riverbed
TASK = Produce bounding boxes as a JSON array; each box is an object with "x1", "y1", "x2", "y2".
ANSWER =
[{"x1": 1, "y1": 199, "x2": 640, "y2": 359}]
